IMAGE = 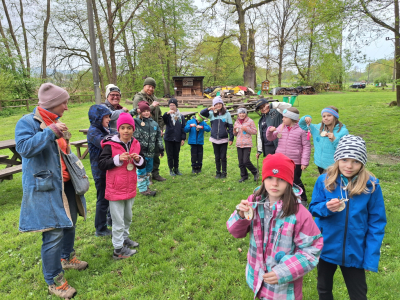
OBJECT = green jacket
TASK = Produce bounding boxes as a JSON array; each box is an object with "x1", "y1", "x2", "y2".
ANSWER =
[
  {"x1": 133, "y1": 117, "x2": 164, "y2": 158},
  {"x1": 131, "y1": 91, "x2": 164, "y2": 131}
]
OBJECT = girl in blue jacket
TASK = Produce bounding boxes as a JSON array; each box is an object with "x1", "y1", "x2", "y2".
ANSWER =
[
  {"x1": 184, "y1": 113, "x2": 211, "y2": 174},
  {"x1": 299, "y1": 106, "x2": 348, "y2": 174},
  {"x1": 309, "y1": 135, "x2": 386, "y2": 300}
]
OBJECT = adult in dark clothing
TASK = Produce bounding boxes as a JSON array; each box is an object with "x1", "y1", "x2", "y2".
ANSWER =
[
  {"x1": 102, "y1": 84, "x2": 129, "y2": 131},
  {"x1": 255, "y1": 99, "x2": 291, "y2": 159},
  {"x1": 87, "y1": 105, "x2": 114, "y2": 236},
  {"x1": 131, "y1": 77, "x2": 166, "y2": 181},
  {"x1": 162, "y1": 98, "x2": 186, "y2": 176}
]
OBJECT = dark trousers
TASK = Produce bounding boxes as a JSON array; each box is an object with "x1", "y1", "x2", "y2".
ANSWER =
[
  {"x1": 294, "y1": 164, "x2": 307, "y2": 201},
  {"x1": 212, "y1": 142, "x2": 228, "y2": 173},
  {"x1": 263, "y1": 145, "x2": 276, "y2": 157},
  {"x1": 237, "y1": 147, "x2": 257, "y2": 179},
  {"x1": 317, "y1": 258, "x2": 367, "y2": 300},
  {"x1": 318, "y1": 167, "x2": 326, "y2": 174},
  {"x1": 152, "y1": 143, "x2": 161, "y2": 176},
  {"x1": 165, "y1": 140, "x2": 181, "y2": 170},
  {"x1": 94, "y1": 177, "x2": 109, "y2": 231},
  {"x1": 190, "y1": 144, "x2": 203, "y2": 169}
]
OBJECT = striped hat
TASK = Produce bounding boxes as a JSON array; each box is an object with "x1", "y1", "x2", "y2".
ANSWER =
[{"x1": 334, "y1": 135, "x2": 367, "y2": 165}]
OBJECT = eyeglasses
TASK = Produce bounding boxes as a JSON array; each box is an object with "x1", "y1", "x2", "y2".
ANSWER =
[{"x1": 109, "y1": 94, "x2": 121, "y2": 99}]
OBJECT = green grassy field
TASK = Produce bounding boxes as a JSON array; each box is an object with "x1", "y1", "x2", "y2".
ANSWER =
[{"x1": 0, "y1": 92, "x2": 399, "y2": 299}]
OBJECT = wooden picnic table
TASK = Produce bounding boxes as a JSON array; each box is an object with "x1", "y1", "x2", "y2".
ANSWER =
[
  {"x1": 0, "y1": 139, "x2": 22, "y2": 181},
  {"x1": 79, "y1": 129, "x2": 88, "y2": 135},
  {"x1": 181, "y1": 111, "x2": 197, "y2": 121}
]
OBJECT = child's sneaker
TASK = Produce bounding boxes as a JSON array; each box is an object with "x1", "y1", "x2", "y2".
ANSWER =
[
  {"x1": 123, "y1": 238, "x2": 139, "y2": 248},
  {"x1": 61, "y1": 255, "x2": 88, "y2": 271},
  {"x1": 113, "y1": 246, "x2": 137, "y2": 260},
  {"x1": 221, "y1": 172, "x2": 227, "y2": 179},
  {"x1": 174, "y1": 168, "x2": 183, "y2": 175},
  {"x1": 140, "y1": 189, "x2": 156, "y2": 196},
  {"x1": 169, "y1": 169, "x2": 176, "y2": 176},
  {"x1": 215, "y1": 172, "x2": 221, "y2": 179},
  {"x1": 48, "y1": 272, "x2": 77, "y2": 299}
]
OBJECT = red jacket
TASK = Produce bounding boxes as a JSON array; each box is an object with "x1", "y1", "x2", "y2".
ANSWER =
[{"x1": 100, "y1": 135, "x2": 143, "y2": 201}]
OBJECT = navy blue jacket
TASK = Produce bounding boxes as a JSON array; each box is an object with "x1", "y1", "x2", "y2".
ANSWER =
[
  {"x1": 200, "y1": 108, "x2": 234, "y2": 142},
  {"x1": 162, "y1": 112, "x2": 186, "y2": 142},
  {"x1": 87, "y1": 105, "x2": 114, "y2": 181},
  {"x1": 309, "y1": 174, "x2": 387, "y2": 272}
]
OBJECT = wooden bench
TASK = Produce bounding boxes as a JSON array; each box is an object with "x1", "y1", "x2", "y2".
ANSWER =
[
  {"x1": 0, "y1": 165, "x2": 22, "y2": 181},
  {"x1": 70, "y1": 139, "x2": 89, "y2": 159},
  {"x1": 0, "y1": 155, "x2": 9, "y2": 164}
]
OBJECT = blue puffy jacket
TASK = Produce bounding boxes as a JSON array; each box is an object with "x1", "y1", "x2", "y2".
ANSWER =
[
  {"x1": 184, "y1": 118, "x2": 211, "y2": 145},
  {"x1": 200, "y1": 108, "x2": 233, "y2": 142},
  {"x1": 299, "y1": 115, "x2": 349, "y2": 169},
  {"x1": 87, "y1": 105, "x2": 114, "y2": 181},
  {"x1": 309, "y1": 174, "x2": 386, "y2": 272}
]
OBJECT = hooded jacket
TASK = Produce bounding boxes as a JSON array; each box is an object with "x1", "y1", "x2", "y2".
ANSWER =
[
  {"x1": 102, "y1": 100, "x2": 125, "y2": 131},
  {"x1": 200, "y1": 108, "x2": 234, "y2": 142},
  {"x1": 87, "y1": 105, "x2": 113, "y2": 181},
  {"x1": 298, "y1": 116, "x2": 349, "y2": 169},
  {"x1": 184, "y1": 118, "x2": 211, "y2": 145},
  {"x1": 98, "y1": 135, "x2": 145, "y2": 201},
  {"x1": 309, "y1": 174, "x2": 386, "y2": 272},
  {"x1": 162, "y1": 112, "x2": 186, "y2": 142},
  {"x1": 133, "y1": 116, "x2": 164, "y2": 157}
]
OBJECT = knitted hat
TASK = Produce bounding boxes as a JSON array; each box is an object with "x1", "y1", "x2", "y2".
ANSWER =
[
  {"x1": 255, "y1": 98, "x2": 270, "y2": 110},
  {"x1": 143, "y1": 77, "x2": 156, "y2": 88},
  {"x1": 105, "y1": 84, "x2": 121, "y2": 99},
  {"x1": 117, "y1": 113, "x2": 135, "y2": 131},
  {"x1": 213, "y1": 96, "x2": 224, "y2": 106},
  {"x1": 195, "y1": 112, "x2": 205, "y2": 123},
  {"x1": 262, "y1": 153, "x2": 295, "y2": 185},
  {"x1": 138, "y1": 101, "x2": 150, "y2": 112},
  {"x1": 168, "y1": 98, "x2": 178, "y2": 108},
  {"x1": 38, "y1": 83, "x2": 69, "y2": 109},
  {"x1": 237, "y1": 107, "x2": 247, "y2": 114},
  {"x1": 334, "y1": 135, "x2": 367, "y2": 165},
  {"x1": 321, "y1": 107, "x2": 339, "y2": 119}
]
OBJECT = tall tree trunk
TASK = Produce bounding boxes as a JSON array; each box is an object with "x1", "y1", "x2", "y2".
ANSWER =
[
  {"x1": 18, "y1": 0, "x2": 30, "y2": 77},
  {"x1": 42, "y1": 0, "x2": 51, "y2": 79},
  {"x1": 93, "y1": 0, "x2": 111, "y2": 83},
  {"x1": 106, "y1": 0, "x2": 117, "y2": 84},
  {"x1": 247, "y1": 28, "x2": 257, "y2": 88},
  {"x1": 118, "y1": 9, "x2": 135, "y2": 79},
  {"x1": 0, "y1": 20, "x2": 15, "y2": 71},
  {"x1": 1, "y1": 0, "x2": 26, "y2": 73},
  {"x1": 395, "y1": 0, "x2": 400, "y2": 106},
  {"x1": 306, "y1": 10, "x2": 315, "y2": 83}
]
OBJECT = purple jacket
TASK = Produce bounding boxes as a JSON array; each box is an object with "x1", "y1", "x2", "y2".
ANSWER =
[{"x1": 266, "y1": 123, "x2": 311, "y2": 166}]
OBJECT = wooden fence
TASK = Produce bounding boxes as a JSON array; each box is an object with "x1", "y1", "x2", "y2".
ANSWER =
[{"x1": 0, "y1": 91, "x2": 136, "y2": 111}]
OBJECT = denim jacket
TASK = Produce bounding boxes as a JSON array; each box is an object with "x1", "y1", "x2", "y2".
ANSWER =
[{"x1": 15, "y1": 108, "x2": 87, "y2": 232}]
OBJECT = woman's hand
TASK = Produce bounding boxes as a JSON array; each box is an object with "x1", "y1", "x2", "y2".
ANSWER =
[
  {"x1": 263, "y1": 271, "x2": 279, "y2": 285},
  {"x1": 131, "y1": 153, "x2": 140, "y2": 162},
  {"x1": 269, "y1": 126, "x2": 276, "y2": 132},
  {"x1": 305, "y1": 117, "x2": 312, "y2": 125},
  {"x1": 55, "y1": 122, "x2": 68, "y2": 132},
  {"x1": 120, "y1": 152, "x2": 130, "y2": 161},
  {"x1": 326, "y1": 198, "x2": 342, "y2": 212}
]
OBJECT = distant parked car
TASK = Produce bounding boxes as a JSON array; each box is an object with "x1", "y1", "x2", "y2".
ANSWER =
[{"x1": 350, "y1": 82, "x2": 366, "y2": 89}]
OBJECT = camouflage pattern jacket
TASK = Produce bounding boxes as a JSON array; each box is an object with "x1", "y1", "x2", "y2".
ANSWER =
[{"x1": 133, "y1": 116, "x2": 164, "y2": 158}]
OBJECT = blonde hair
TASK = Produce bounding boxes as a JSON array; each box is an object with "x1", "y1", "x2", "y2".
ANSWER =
[
  {"x1": 319, "y1": 106, "x2": 343, "y2": 133},
  {"x1": 324, "y1": 161, "x2": 376, "y2": 197}
]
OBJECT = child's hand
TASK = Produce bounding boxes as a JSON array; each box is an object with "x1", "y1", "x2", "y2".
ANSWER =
[
  {"x1": 305, "y1": 117, "x2": 312, "y2": 125},
  {"x1": 131, "y1": 153, "x2": 140, "y2": 162},
  {"x1": 301, "y1": 165, "x2": 307, "y2": 170},
  {"x1": 236, "y1": 200, "x2": 250, "y2": 218},
  {"x1": 256, "y1": 153, "x2": 260, "y2": 159},
  {"x1": 263, "y1": 271, "x2": 278, "y2": 284},
  {"x1": 196, "y1": 125, "x2": 203, "y2": 129},
  {"x1": 208, "y1": 106, "x2": 215, "y2": 111},
  {"x1": 228, "y1": 141, "x2": 233, "y2": 146},
  {"x1": 120, "y1": 152, "x2": 130, "y2": 161},
  {"x1": 326, "y1": 198, "x2": 342, "y2": 212},
  {"x1": 181, "y1": 140, "x2": 185, "y2": 146},
  {"x1": 269, "y1": 126, "x2": 276, "y2": 132},
  {"x1": 327, "y1": 132, "x2": 335, "y2": 141},
  {"x1": 167, "y1": 110, "x2": 174, "y2": 114},
  {"x1": 190, "y1": 123, "x2": 196, "y2": 127}
]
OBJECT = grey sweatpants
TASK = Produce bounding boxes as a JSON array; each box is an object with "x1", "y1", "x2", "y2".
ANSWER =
[{"x1": 109, "y1": 197, "x2": 135, "y2": 249}]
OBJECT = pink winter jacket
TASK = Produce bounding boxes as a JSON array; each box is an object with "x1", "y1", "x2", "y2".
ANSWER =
[
  {"x1": 233, "y1": 116, "x2": 257, "y2": 148},
  {"x1": 266, "y1": 123, "x2": 311, "y2": 166}
]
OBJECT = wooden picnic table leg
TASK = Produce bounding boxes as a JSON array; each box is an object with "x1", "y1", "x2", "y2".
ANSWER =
[
  {"x1": 6, "y1": 147, "x2": 22, "y2": 168},
  {"x1": 75, "y1": 146, "x2": 82, "y2": 159}
]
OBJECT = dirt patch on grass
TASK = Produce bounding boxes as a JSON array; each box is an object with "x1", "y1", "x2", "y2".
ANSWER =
[{"x1": 368, "y1": 154, "x2": 400, "y2": 165}]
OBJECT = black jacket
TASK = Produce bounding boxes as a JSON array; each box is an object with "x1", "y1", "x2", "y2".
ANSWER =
[
  {"x1": 162, "y1": 112, "x2": 186, "y2": 142},
  {"x1": 258, "y1": 109, "x2": 283, "y2": 155}
]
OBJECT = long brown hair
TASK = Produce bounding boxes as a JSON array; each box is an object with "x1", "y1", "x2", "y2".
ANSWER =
[
  {"x1": 324, "y1": 161, "x2": 376, "y2": 197},
  {"x1": 319, "y1": 106, "x2": 343, "y2": 133},
  {"x1": 253, "y1": 183, "x2": 299, "y2": 218},
  {"x1": 213, "y1": 105, "x2": 226, "y2": 117}
]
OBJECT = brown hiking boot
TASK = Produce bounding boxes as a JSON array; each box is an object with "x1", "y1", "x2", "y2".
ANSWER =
[
  {"x1": 61, "y1": 256, "x2": 88, "y2": 271},
  {"x1": 152, "y1": 174, "x2": 166, "y2": 181},
  {"x1": 48, "y1": 272, "x2": 77, "y2": 299}
]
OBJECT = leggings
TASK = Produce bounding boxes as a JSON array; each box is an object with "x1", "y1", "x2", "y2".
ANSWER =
[{"x1": 212, "y1": 142, "x2": 228, "y2": 173}]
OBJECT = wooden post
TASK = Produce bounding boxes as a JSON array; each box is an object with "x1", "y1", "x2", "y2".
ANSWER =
[
  {"x1": 78, "y1": 95, "x2": 81, "y2": 104},
  {"x1": 26, "y1": 99, "x2": 29, "y2": 111},
  {"x1": 0, "y1": 100, "x2": 2, "y2": 111}
]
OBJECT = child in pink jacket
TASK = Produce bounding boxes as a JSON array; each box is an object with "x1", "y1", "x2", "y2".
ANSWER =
[
  {"x1": 266, "y1": 107, "x2": 310, "y2": 205},
  {"x1": 233, "y1": 107, "x2": 258, "y2": 183},
  {"x1": 227, "y1": 153, "x2": 323, "y2": 300}
]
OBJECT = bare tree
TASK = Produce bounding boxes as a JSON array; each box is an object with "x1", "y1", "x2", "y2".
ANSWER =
[
  {"x1": 42, "y1": 0, "x2": 50, "y2": 79},
  {"x1": 0, "y1": 19, "x2": 16, "y2": 71}
]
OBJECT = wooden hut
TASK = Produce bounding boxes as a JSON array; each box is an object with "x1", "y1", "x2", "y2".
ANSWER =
[{"x1": 173, "y1": 76, "x2": 204, "y2": 97}]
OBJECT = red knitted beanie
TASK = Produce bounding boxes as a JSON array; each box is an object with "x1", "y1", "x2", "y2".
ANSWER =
[{"x1": 262, "y1": 153, "x2": 295, "y2": 185}]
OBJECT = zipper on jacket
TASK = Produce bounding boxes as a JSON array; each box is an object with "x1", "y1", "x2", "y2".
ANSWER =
[
  {"x1": 342, "y1": 199, "x2": 350, "y2": 265},
  {"x1": 217, "y1": 119, "x2": 220, "y2": 139}
]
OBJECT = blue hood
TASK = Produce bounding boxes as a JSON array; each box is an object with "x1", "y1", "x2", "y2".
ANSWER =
[{"x1": 88, "y1": 105, "x2": 111, "y2": 129}]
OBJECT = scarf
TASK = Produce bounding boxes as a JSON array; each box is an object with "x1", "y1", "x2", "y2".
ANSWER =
[{"x1": 170, "y1": 109, "x2": 182, "y2": 126}]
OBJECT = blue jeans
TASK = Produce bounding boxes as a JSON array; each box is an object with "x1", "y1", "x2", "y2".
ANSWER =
[
  {"x1": 41, "y1": 180, "x2": 78, "y2": 285},
  {"x1": 137, "y1": 157, "x2": 153, "y2": 192}
]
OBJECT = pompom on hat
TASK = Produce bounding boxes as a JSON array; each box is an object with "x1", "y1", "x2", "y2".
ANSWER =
[
  {"x1": 117, "y1": 113, "x2": 135, "y2": 132},
  {"x1": 334, "y1": 135, "x2": 367, "y2": 165},
  {"x1": 262, "y1": 153, "x2": 295, "y2": 186},
  {"x1": 38, "y1": 83, "x2": 69, "y2": 109}
]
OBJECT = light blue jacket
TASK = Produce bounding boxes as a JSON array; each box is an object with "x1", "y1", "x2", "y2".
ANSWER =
[
  {"x1": 15, "y1": 108, "x2": 86, "y2": 232},
  {"x1": 184, "y1": 118, "x2": 211, "y2": 145},
  {"x1": 309, "y1": 174, "x2": 386, "y2": 272},
  {"x1": 298, "y1": 115, "x2": 349, "y2": 169}
]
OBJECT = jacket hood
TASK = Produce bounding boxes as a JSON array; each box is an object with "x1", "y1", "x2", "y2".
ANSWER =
[{"x1": 89, "y1": 105, "x2": 111, "y2": 127}]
